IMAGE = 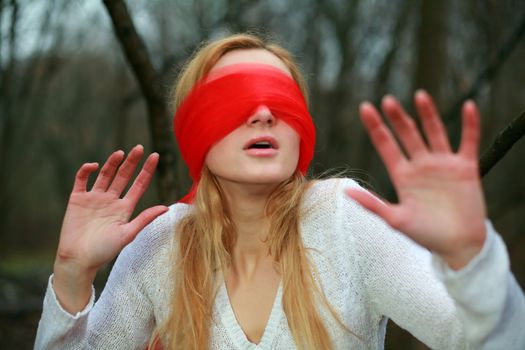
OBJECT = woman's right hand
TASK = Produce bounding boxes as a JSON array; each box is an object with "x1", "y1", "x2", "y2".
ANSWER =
[{"x1": 52, "y1": 145, "x2": 168, "y2": 312}]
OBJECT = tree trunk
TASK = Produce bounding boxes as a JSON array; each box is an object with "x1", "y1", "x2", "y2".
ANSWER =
[{"x1": 102, "y1": 0, "x2": 180, "y2": 204}]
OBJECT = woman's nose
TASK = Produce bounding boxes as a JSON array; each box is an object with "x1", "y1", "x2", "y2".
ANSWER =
[{"x1": 246, "y1": 105, "x2": 275, "y2": 126}]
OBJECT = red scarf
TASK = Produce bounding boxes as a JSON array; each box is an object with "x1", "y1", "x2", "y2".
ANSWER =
[{"x1": 173, "y1": 63, "x2": 316, "y2": 203}]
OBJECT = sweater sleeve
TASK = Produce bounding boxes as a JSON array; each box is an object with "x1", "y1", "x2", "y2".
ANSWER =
[
  {"x1": 432, "y1": 222, "x2": 525, "y2": 349},
  {"x1": 34, "y1": 205, "x2": 183, "y2": 350},
  {"x1": 338, "y1": 178, "x2": 525, "y2": 349}
]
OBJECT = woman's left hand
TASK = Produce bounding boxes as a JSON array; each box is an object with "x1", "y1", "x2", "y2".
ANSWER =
[{"x1": 345, "y1": 90, "x2": 487, "y2": 270}]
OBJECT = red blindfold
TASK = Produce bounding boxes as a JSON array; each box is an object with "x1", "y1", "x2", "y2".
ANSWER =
[{"x1": 173, "y1": 63, "x2": 316, "y2": 203}]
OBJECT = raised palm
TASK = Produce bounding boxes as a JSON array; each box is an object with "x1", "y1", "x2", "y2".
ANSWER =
[
  {"x1": 346, "y1": 91, "x2": 487, "y2": 269},
  {"x1": 56, "y1": 145, "x2": 168, "y2": 273}
]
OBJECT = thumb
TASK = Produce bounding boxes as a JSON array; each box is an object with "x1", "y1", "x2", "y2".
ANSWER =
[
  {"x1": 345, "y1": 188, "x2": 397, "y2": 226},
  {"x1": 121, "y1": 205, "x2": 169, "y2": 245}
]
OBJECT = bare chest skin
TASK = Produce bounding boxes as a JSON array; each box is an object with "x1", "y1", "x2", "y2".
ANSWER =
[{"x1": 225, "y1": 262, "x2": 281, "y2": 344}]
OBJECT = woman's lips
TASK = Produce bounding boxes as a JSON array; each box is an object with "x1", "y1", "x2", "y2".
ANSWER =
[
  {"x1": 243, "y1": 135, "x2": 279, "y2": 149},
  {"x1": 244, "y1": 148, "x2": 279, "y2": 157},
  {"x1": 243, "y1": 135, "x2": 279, "y2": 157}
]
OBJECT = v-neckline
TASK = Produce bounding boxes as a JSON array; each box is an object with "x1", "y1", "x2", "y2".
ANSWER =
[{"x1": 216, "y1": 279, "x2": 284, "y2": 349}]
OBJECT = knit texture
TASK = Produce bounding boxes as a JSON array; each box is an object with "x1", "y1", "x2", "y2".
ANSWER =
[{"x1": 34, "y1": 178, "x2": 525, "y2": 349}]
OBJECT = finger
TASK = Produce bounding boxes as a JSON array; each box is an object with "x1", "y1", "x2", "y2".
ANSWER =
[
  {"x1": 382, "y1": 95, "x2": 428, "y2": 158},
  {"x1": 92, "y1": 150, "x2": 125, "y2": 192},
  {"x1": 121, "y1": 205, "x2": 169, "y2": 246},
  {"x1": 107, "y1": 145, "x2": 144, "y2": 197},
  {"x1": 360, "y1": 102, "x2": 407, "y2": 174},
  {"x1": 345, "y1": 188, "x2": 400, "y2": 228},
  {"x1": 458, "y1": 100, "x2": 481, "y2": 159},
  {"x1": 72, "y1": 163, "x2": 99, "y2": 193},
  {"x1": 124, "y1": 152, "x2": 159, "y2": 206},
  {"x1": 414, "y1": 90, "x2": 452, "y2": 153}
]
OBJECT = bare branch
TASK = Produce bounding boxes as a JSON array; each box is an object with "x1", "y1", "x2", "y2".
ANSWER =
[{"x1": 480, "y1": 108, "x2": 525, "y2": 177}]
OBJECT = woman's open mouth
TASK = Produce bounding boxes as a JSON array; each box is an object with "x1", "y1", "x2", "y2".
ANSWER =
[{"x1": 243, "y1": 136, "x2": 279, "y2": 157}]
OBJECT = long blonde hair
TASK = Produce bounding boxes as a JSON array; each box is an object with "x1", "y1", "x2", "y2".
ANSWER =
[{"x1": 151, "y1": 33, "x2": 350, "y2": 350}]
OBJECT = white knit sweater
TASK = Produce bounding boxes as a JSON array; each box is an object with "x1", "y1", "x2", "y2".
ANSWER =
[{"x1": 34, "y1": 178, "x2": 525, "y2": 349}]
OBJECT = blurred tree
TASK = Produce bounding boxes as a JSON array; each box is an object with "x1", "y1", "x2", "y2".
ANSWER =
[
  {"x1": 414, "y1": 0, "x2": 448, "y2": 107},
  {"x1": 0, "y1": 0, "x2": 19, "y2": 242},
  {"x1": 102, "y1": 0, "x2": 180, "y2": 204}
]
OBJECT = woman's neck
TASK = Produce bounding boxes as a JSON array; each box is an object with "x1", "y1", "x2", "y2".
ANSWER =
[{"x1": 218, "y1": 179, "x2": 277, "y2": 281}]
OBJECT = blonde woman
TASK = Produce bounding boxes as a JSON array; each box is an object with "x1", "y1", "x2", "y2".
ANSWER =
[{"x1": 35, "y1": 34, "x2": 524, "y2": 349}]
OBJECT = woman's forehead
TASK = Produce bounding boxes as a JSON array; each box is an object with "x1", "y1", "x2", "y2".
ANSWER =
[{"x1": 210, "y1": 49, "x2": 292, "y2": 77}]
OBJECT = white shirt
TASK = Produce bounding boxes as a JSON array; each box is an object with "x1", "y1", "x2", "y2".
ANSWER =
[{"x1": 34, "y1": 178, "x2": 525, "y2": 349}]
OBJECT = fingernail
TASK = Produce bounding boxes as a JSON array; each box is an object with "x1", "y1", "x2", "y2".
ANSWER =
[
  {"x1": 464, "y1": 100, "x2": 476, "y2": 110},
  {"x1": 381, "y1": 95, "x2": 395, "y2": 106},
  {"x1": 359, "y1": 101, "x2": 372, "y2": 111},
  {"x1": 415, "y1": 89, "x2": 426, "y2": 96},
  {"x1": 382, "y1": 94, "x2": 394, "y2": 102}
]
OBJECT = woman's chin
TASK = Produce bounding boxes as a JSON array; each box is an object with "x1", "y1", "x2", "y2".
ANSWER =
[{"x1": 215, "y1": 171, "x2": 294, "y2": 186}]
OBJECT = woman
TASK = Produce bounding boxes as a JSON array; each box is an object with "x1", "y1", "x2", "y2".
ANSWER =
[{"x1": 35, "y1": 34, "x2": 524, "y2": 349}]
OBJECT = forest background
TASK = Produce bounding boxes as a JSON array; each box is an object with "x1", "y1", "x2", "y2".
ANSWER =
[{"x1": 1, "y1": 0, "x2": 524, "y2": 348}]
